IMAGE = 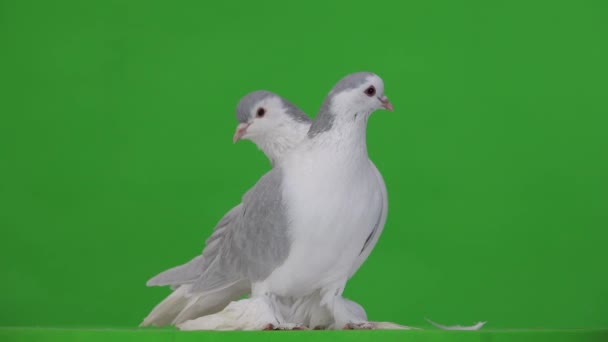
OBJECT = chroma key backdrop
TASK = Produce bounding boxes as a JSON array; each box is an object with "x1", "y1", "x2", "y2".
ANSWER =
[{"x1": 1, "y1": 1, "x2": 607, "y2": 341}]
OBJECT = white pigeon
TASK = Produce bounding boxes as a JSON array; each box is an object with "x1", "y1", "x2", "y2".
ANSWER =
[
  {"x1": 250, "y1": 72, "x2": 393, "y2": 329},
  {"x1": 141, "y1": 91, "x2": 311, "y2": 327}
]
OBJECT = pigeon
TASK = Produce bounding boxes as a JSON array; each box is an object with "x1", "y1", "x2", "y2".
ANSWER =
[
  {"x1": 249, "y1": 72, "x2": 393, "y2": 329},
  {"x1": 141, "y1": 91, "x2": 311, "y2": 327},
  {"x1": 142, "y1": 72, "x2": 392, "y2": 329}
]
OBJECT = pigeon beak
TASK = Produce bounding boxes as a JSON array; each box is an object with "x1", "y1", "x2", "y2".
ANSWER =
[
  {"x1": 233, "y1": 123, "x2": 250, "y2": 143},
  {"x1": 379, "y1": 96, "x2": 394, "y2": 112}
]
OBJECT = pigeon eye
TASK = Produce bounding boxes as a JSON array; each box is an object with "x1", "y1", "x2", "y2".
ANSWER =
[
  {"x1": 364, "y1": 86, "x2": 376, "y2": 97},
  {"x1": 256, "y1": 107, "x2": 266, "y2": 118}
]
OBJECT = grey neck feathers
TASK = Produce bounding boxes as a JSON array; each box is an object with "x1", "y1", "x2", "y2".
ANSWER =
[
  {"x1": 307, "y1": 96, "x2": 334, "y2": 138},
  {"x1": 282, "y1": 98, "x2": 311, "y2": 124}
]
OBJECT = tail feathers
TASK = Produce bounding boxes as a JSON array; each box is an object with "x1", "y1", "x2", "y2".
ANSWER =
[
  {"x1": 146, "y1": 256, "x2": 205, "y2": 287},
  {"x1": 140, "y1": 285, "x2": 191, "y2": 327},
  {"x1": 140, "y1": 282, "x2": 248, "y2": 327},
  {"x1": 172, "y1": 282, "x2": 248, "y2": 324}
]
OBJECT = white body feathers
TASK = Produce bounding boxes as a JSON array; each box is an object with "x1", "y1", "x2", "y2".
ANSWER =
[{"x1": 258, "y1": 129, "x2": 383, "y2": 298}]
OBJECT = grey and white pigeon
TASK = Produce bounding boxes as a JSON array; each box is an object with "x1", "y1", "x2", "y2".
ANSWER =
[
  {"x1": 143, "y1": 72, "x2": 392, "y2": 329},
  {"x1": 248, "y1": 72, "x2": 393, "y2": 329},
  {"x1": 141, "y1": 91, "x2": 311, "y2": 327}
]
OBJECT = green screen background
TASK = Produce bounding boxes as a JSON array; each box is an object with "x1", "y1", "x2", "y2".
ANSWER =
[{"x1": 1, "y1": 0, "x2": 607, "y2": 330}]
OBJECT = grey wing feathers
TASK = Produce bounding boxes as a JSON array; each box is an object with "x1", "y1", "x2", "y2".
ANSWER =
[
  {"x1": 190, "y1": 169, "x2": 291, "y2": 292},
  {"x1": 146, "y1": 255, "x2": 205, "y2": 287},
  {"x1": 199, "y1": 204, "x2": 243, "y2": 270},
  {"x1": 146, "y1": 204, "x2": 243, "y2": 287},
  {"x1": 231, "y1": 169, "x2": 292, "y2": 281}
]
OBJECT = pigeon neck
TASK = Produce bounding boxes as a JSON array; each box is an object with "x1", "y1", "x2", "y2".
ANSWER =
[
  {"x1": 312, "y1": 109, "x2": 370, "y2": 160},
  {"x1": 256, "y1": 122, "x2": 309, "y2": 166}
]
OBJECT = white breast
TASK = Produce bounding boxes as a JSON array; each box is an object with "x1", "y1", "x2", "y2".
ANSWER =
[{"x1": 258, "y1": 143, "x2": 383, "y2": 297}]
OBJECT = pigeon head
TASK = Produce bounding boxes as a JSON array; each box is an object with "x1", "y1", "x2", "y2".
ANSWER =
[
  {"x1": 233, "y1": 90, "x2": 310, "y2": 144},
  {"x1": 308, "y1": 72, "x2": 393, "y2": 137},
  {"x1": 233, "y1": 90, "x2": 311, "y2": 165},
  {"x1": 329, "y1": 72, "x2": 393, "y2": 115}
]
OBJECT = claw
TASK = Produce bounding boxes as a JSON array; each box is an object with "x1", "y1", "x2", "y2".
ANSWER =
[
  {"x1": 262, "y1": 323, "x2": 309, "y2": 330},
  {"x1": 291, "y1": 324, "x2": 309, "y2": 330},
  {"x1": 343, "y1": 322, "x2": 376, "y2": 330}
]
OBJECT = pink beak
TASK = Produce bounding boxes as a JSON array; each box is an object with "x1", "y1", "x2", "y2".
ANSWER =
[
  {"x1": 380, "y1": 96, "x2": 394, "y2": 112},
  {"x1": 233, "y1": 123, "x2": 250, "y2": 143}
]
